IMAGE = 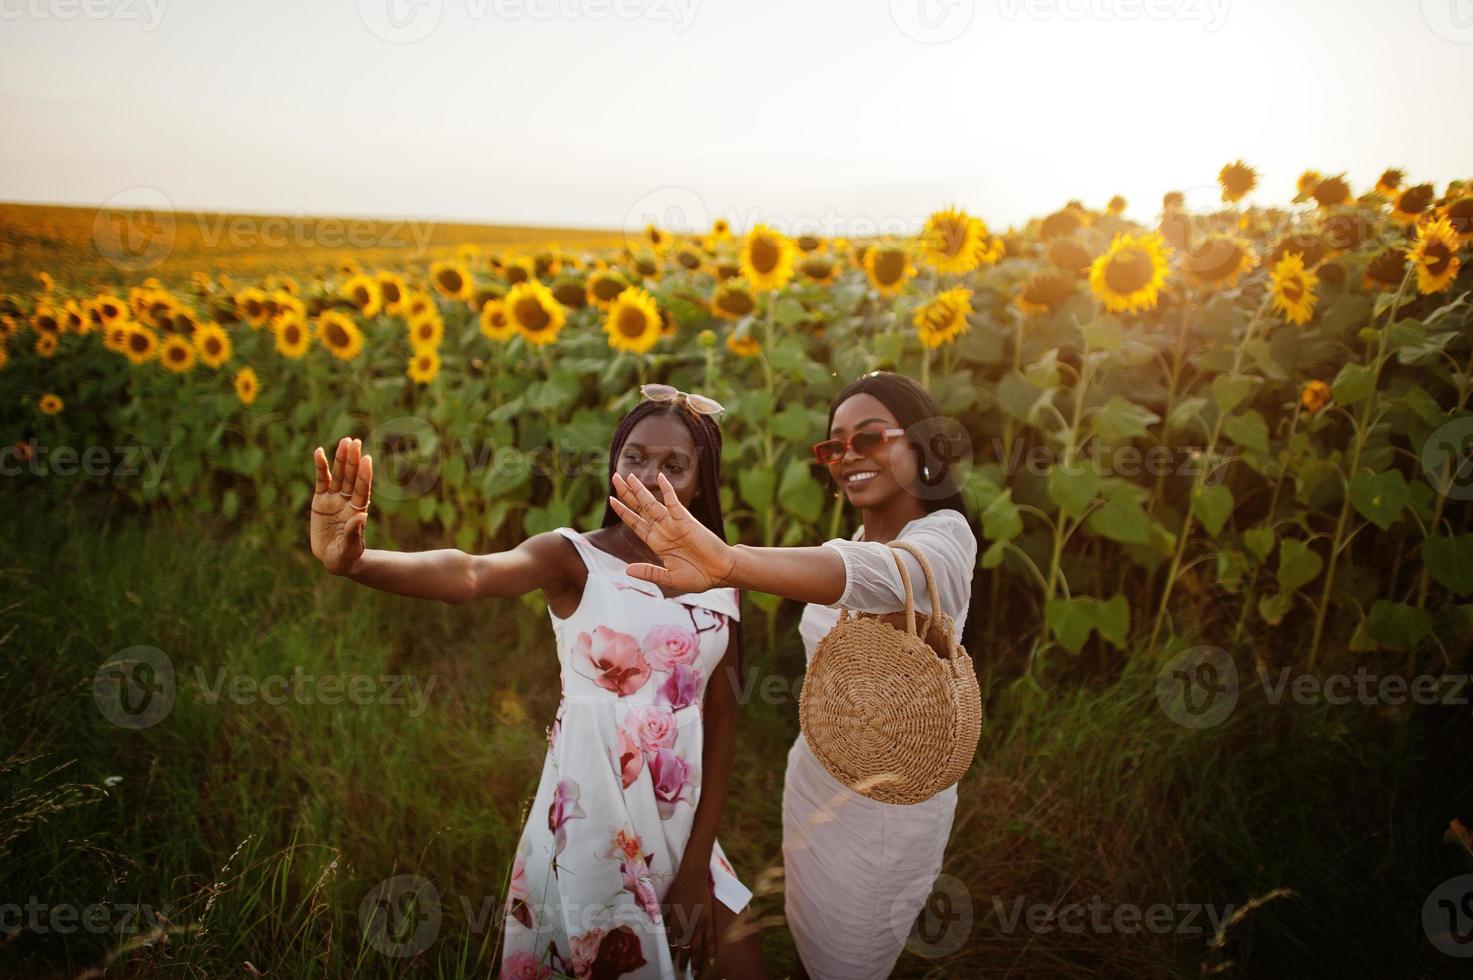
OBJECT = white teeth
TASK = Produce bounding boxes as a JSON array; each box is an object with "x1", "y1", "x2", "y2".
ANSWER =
[{"x1": 845, "y1": 471, "x2": 878, "y2": 484}]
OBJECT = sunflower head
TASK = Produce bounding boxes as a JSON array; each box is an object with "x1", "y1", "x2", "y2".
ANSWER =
[
  {"x1": 430, "y1": 260, "x2": 474, "y2": 300},
  {"x1": 1106, "y1": 195, "x2": 1127, "y2": 216},
  {"x1": 234, "y1": 367, "x2": 260, "y2": 405},
  {"x1": 408, "y1": 312, "x2": 445, "y2": 351},
  {"x1": 1295, "y1": 171, "x2": 1323, "y2": 201},
  {"x1": 863, "y1": 242, "x2": 914, "y2": 296},
  {"x1": 1392, "y1": 183, "x2": 1436, "y2": 224},
  {"x1": 1016, "y1": 271, "x2": 1076, "y2": 316},
  {"x1": 1046, "y1": 238, "x2": 1094, "y2": 278},
  {"x1": 479, "y1": 300, "x2": 516, "y2": 342},
  {"x1": 194, "y1": 323, "x2": 232, "y2": 368},
  {"x1": 160, "y1": 334, "x2": 197, "y2": 374},
  {"x1": 316, "y1": 311, "x2": 365, "y2": 361},
  {"x1": 377, "y1": 271, "x2": 408, "y2": 313},
  {"x1": 711, "y1": 279, "x2": 757, "y2": 321},
  {"x1": 1311, "y1": 174, "x2": 1352, "y2": 209},
  {"x1": 1362, "y1": 247, "x2": 1408, "y2": 291},
  {"x1": 123, "y1": 324, "x2": 160, "y2": 364},
  {"x1": 586, "y1": 270, "x2": 630, "y2": 311},
  {"x1": 1088, "y1": 232, "x2": 1172, "y2": 314},
  {"x1": 504, "y1": 280, "x2": 566, "y2": 346},
  {"x1": 1039, "y1": 208, "x2": 1084, "y2": 241},
  {"x1": 1441, "y1": 195, "x2": 1473, "y2": 244},
  {"x1": 1408, "y1": 216, "x2": 1462, "y2": 295},
  {"x1": 739, "y1": 224, "x2": 796, "y2": 292},
  {"x1": 407, "y1": 348, "x2": 441, "y2": 385},
  {"x1": 273, "y1": 313, "x2": 311, "y2": 359},
  {"x1": 551, "y1": 277, "x2": 588, "y2": 309},
  {"x1": 912, "y1": 287, "x2": 973, "y2": 349},
  {"x1": 340, "y1": 274, "x2": 382, "y2": 317},
  {"x1": 799, "y1": 254, "x2": 839, "y2": 285},
  {"x1": 38, "y1": 393, "x2": 63, "y2": 415},
  {"x1": 1300, "y1": 380, "x2": 1331, "y2": 414},
  {"x1": 1269, "y1": 252, "x2": 1320, "y2": 325},
  {"x1": 603, "y1": 286, "x2": 663, "y2": 355},
  {"x1": 1218, "y1": 160, "x2": 1258, "y2": 203},
  {"x1": 34, "y1": 332, "x2": 59, "y2": 358},
  {"x1": 1183, "y1": 234, "x2": 1259, "y2": 288},
  {"x1": 725, "y1": 330, "x2": 761, "y2": 358}
]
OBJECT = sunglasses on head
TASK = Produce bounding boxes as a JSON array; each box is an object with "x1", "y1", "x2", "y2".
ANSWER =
[
  {"x1": 812, "y1": 426, "x2": 907, "y2": 466},
  {"x1": 640, "y1": 383, "x2": 725, "y2": 420}
]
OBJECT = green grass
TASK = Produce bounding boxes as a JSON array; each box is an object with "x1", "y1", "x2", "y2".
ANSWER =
[{"x1": 2, "y1": 489, "x2": 1469, "y2": 977}]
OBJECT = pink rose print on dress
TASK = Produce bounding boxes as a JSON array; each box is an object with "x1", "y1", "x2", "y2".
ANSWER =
[
  {"x1": 615, "y1": 728, "x2": 643, "y2": 789},
  {"x1": 573, "y1": 626, "x2": 651, "y2": 697},
  {"x1": 548, "y1": 779, "x2": 585, "y2": 865},
  {"x1": 656, "y1": 664, "x2": 701, "y2": 711},
  {"x1": 499, "y1": 950, "x2": 551, "y2": 980},
  {"x1": 643, "y1": 624, "x2": 700, "y2": 671},
  {"x1": 648, "y1": 748, "x2": 695, "y2": 819},
  {"x1": 506, "y1": 853, "x2": 533, "y2": 929},
  {"x1": 621, "y1": 859, "x2": 662, "y2": 922},
  {"x1": 568, "y1": 929, "x2": 604, "y2": 977},
  {"x1": 621, "y1": 705, "x2": 677, "y2": 758}
]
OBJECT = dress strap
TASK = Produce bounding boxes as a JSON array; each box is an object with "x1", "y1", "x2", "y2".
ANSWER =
[{"x1": 551, "y1": 526, "x2": 608, "y2": 574}]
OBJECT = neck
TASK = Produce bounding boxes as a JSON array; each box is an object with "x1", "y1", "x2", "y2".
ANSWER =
[
  {"x1": 859, "y1": 493, "x2": 928, "y2": 544},
  {"x1": 613, "y1": 522, "x2": 660, "y2": 564}
]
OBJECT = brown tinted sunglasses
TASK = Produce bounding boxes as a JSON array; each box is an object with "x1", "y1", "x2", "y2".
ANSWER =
[{"x1": 812, "y1": 426, "x2": 906, "y2": 465}]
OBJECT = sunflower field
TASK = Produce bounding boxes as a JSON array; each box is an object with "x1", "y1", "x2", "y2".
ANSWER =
[{"x1": 4, "y1": 165, "x2": 1473, "y2": 977}]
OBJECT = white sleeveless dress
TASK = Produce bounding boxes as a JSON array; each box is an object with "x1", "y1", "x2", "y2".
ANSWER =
[
  {"x1": 781, "y1": 508, "x2": 978, "y2": 980},
  {"x1": 500, "y1": 527, "x2": 753, "y2": 980}
]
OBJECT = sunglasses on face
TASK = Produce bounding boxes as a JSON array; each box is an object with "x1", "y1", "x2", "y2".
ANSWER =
[
  {"x1": 811, "y1": 426, "x2": 907, "y2": 465},
  {"x1": 640, "y1": 383, "x2": 725, "y2": 420}
]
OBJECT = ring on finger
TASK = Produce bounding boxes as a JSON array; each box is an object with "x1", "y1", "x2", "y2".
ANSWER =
[{"x1": 338, "y1": 489, "x2": 354, "y2": 498}]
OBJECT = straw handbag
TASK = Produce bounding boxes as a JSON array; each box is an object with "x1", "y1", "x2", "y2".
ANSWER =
[{"x1": 798, "y1": 539, "x2": 982, "y2": 805}]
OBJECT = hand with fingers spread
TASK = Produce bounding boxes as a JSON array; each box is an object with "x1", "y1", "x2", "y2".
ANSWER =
[
  {"x1": 608, "y1": 471, "x2": 738, "y2": 594},
  {"x1": 311, "y1": 435, "x2": 374, "y2": 576}
]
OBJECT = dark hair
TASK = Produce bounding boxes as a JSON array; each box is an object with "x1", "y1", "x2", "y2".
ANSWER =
[
  {"x1": 825, "y1": 371, "x2": 984, "y2": 656},
  {"x1": 599, "y1": 400, "x2": 743, "y2": 674}
]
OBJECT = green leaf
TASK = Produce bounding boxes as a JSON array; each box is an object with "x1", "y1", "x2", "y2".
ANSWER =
[
  {"x1": 1091, "y1": 395, "x2": 1159, "y2": 442},
  {"x1": 1081, "y1": 316, "x2": 1122, "y2": 352},
  {"x1": 1044, "y1": 595, "x2": 1129, "y2": 654},
  {"x1": 1423, "y1": 534, "x2": 1473, "y2": 596},
  {"x1": 1222, "y1": 411, "x2": 1269, "y2": 455},
  {"x1": 1243, "y1": 525, "x2": 1276, "y2": 562},
  {"x1": 1211, "y1": 376, "x2": 1257, "y2": 415},
  {"x1": 1047, "y1": 463, "x2": 1102, "y2": 520},
  {"x1": 1024, "y1": 349, "x2": 1061, "y2": 389},
  {"x1": 980, "y1": 539, "x2": 1007, "y2": 569},
  {"x1": 773, "y1": 298, "x2": 807, "y2": 327},
  {"x1": 222, "y1": 489, "x2": 240, "y2": 521},
  {"x1": 981, "y1": 489, "x2": 1023, "y2": 543},
  {"x1": 1365, "y1": 599, "x2": 1432, "y2": 650},
  {"x1": 1085, "y1": 481, "x2": 1152, "y2": 545},
  {"x1": 1191, "y1": 484, "x2": 1234, "y2": 538},
  {"x1": 738, "y1": 466, "x2": 776, "y2": 511},
  {"x1": 1348, "y1": 469, "x2": 1410, "y2": 531},
  {"x1": 778, "y1": 459, "x2": 823, "y2": 523},
  {"x1": 771, "y1": 403, "x2": 815, "y2": 443},
  {"x1": 1276, "y1": 538, "x2": 1323, "y2": 592},
  {"x1": 997, "y1": 371, "x2": 1046, "y2": 424},
  {"x1": 1259, "y1": 589, "x2": 1293, "y2": 625},
  {"x1": 1166, "y1": 396, "x2": 1208, "y2": 435},
  {"x1": 1331, "y1": 362, "x2": 1377, "y2": 406}
]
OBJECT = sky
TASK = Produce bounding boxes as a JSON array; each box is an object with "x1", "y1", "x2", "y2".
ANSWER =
[{"x1": 2, "y1": 0, "x2": 1471, "y2": 236}]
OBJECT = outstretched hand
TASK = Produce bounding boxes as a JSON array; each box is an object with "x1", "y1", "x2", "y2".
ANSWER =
[
  {"x1": 608, "y1": 471, "x2": 738, "y2": 594},
  {"x1": 311, "y1": 436, "x2": 372, "y2": 576}
]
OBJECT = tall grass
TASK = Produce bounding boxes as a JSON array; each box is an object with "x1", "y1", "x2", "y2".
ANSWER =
[{"x1": 2, "y1": 489, "x2": 1469, "y2": 977}]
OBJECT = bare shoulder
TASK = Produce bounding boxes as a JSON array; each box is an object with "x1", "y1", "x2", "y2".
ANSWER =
[{"x1": 517, "y1": 530, "x2": 584, "y2": 583}]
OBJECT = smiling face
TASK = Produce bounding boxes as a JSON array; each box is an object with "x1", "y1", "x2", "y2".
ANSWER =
[
  {"x1": 614, "y1": 412, "x2": 702, "y2": 509},
  {"x1": 825, "y1": 392, "x2": 919, "y2": 508}
]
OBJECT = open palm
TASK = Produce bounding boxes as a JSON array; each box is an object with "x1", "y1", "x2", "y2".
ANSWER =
[
  {"x1": 311, "y1": 436, "x2": 373, "y2": 575},
  {"x1": 608, "y1": 471, "x2": 736, "y2": 593}
]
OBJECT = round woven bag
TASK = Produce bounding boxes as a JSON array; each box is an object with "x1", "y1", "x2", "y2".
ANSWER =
[{"x1": 799, "y1": 539, "x2": 982, "y2": 805}]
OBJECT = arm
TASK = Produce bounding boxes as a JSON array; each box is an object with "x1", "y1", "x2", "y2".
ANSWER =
[{"x1": 311, "y1": 436, "x2": 577, "y2": 605}]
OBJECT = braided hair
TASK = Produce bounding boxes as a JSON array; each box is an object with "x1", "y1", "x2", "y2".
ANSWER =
[{"x1": 599, "y1": 400, "x2": 743, "y2": 675}]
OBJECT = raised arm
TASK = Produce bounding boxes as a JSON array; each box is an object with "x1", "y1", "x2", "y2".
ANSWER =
[{"x1": 311, "y1": 436, "x2": 578, "y2": 605}]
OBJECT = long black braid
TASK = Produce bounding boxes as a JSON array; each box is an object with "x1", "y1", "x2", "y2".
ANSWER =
[{"x1": 599, "y1": 400, "x2": 744, "y2": 676}]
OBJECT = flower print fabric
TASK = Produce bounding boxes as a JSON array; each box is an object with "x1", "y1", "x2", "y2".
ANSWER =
[{"x1": 500, "y1": 527, "x2": 752, "y2": 980}]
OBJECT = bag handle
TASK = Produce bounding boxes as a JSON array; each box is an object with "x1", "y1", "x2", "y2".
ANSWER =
[
  {"x1": 889, "y1": 539, "x2": 960, "y2": 661},
  {"x1": 885, "y1": 544, "x2": 920, "y2": 637}
]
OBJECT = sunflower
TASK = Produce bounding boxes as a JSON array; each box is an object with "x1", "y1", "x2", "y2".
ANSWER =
[
  {"x1": 1089, "y1": 232, "x2": 1172, "y2": 314},
  {"x1": 533, "y1": 250, "x2": 561, "y2": 279},
  {"x1": 34, "y1": 332, "x2": 58, "y2": 358},
  {"x1": 479, "y1": 300, "x2": 515, "y2": 341},
  {"x1": 1295, "y1": 170, "x2": 1323, "y2": 201},
  {"x1": 1311, "y1": 174, "x2": 1352, "y2": 209},
  {"x1": 673, "y1": 245, "x2": 703, "y2": 271},
  {"x1": 377, "y1": 271, "x2": 408, "y2": 314},
  {"x1": 799, "y1": 254, "x2": 840, "y2": 285},
  {"x1": 603, "y1": 287, "x2": 662, "y2": 355},
  {"x1": 1046, "y1": 238, "x2": 1094, "y2": 277},
  {"x1": 1407, "y1": 217, "x2": 1461, "y2": 294},
  {"x1": 316, "y1": 311, "x2": 365, "y2": 361},
  {"x1": 739, "y1": 224, "x2": 796, "y2": 292},
  {"x1": 340, "y1": 274, "x2": 382, "y2": 317},
  {"x1": 1391, "y1": 183, "x2": 1436, "y2": 225},
  {"x1": 502, "y1": 255, "x2": 536, "y2": 285},
  {"x1": 1375, "y1": 168, "x2": 1405, "y2": 198},
  {"x1": 642, "y1": 224, "x2": 672, "y2": 254},
  {"x1": 32, "y1": 306, "x2": 60, "y2": 335},
  {"x1": 505, "y1": 280, "x2": 566, "y2": 346},
  {"x1": 430, "y1": 260, "x2": 474, "y2": 301},
  {"x1": 103, "y1": 322, "x2": 131, "y2": 354},
  {"x1": 123, "y1": 324, "x2": 159, "y2": 364},
  {"x1": 709, "y1": 258, "x2": 741, "y2": 282},
  {"x1": 160, "y1": 334, "x2": 197, "y2": 373},
  {"x1": 93, "y1": 294, "x2": 127, "y2": 325},
  {"x1": 61, "y1": 301, "x2": 86, "y2": 334},
  {"x1": 1218, "y1": 160, "x2": 1257, "y2": 203},
  {"x1": 39, "y1": 393, "x2": 63, "y2": 415},
  {"x1": 193, "y1": 323, "x2": 231, "y2": 368},
  {"x1": 551, "y1": 277, "x2": 587, "y2": 309},
  {"x1": 974, "y1": 234, "x2": 1007, "y2": 267},
  {"x1": 469, "y1": 285, "x2": 503, "y2": 313},
  {"x1": 1040, "y1": 208, "x2": 1085, "y2": 241},
  {"x1": 706, "y1": 217, "x2": 733, "y2": 248},
  {"x1": 235, "y1": 288, "x2": 272, "y2": 329},
  {"x1": 265, "y1": 274, "x2": 299, "y2": 296},
  {"x1": 408, "y1": 311, "x2": 445, "y2": 350},
  {"x1": 1441, "y1": 195, "x2": 1473, "y2": 244},
  {"x1": 37, "y1": 272, "x2": 54, "y2": 293},
  {"x1": 234, "y1": 366, "x2": 260, "y2": 405},
  {"x1": 339, "y1": 258, "x2": 361, "y2": 276},
  {"x1": 1106, "y1": 195, "x2": 1127, "y2": 216},
  {"x1": 1183, "y1": 234, "x2": 1259, "y2": 287},
  {"x1": 1361, "y1": 248, "x2": 1407, "y2": 291},
  {"x1": 912, "y1": 288, "x2": 973, "y2": 348},
  {"x1": 725, "y1": 330, "x2": 761, "y2": 357},
  {"x1": 273, "y1": 313, "x2": 311, "y2": 359},
  {"x1": 917, "y1": 208, "x2": 984, "y2": 274},
  {"x1": 628, "y1": 251, "x2": 661, "y2": 281},
  {"x1": 1269, "y1": 253, "x2": 1319, "y2": 325},
  {"x1": 863, "y1": 243, "x2": 914, "y2": 296},
  {"x1": 402, "y1": 290, "x2": 437, "y2": 321},
  {"x1": 711, "y1": 279, "x2": 757, "y2": 320},
  {"x1": 1301, "y1": 380, "x2": 1331, "y2": 413},
  {"x1": 586, "y1": 270, "x2": 629, "y2": 311},
  {"x1": 1016, "y1": 271, "x2": 1076, "y2": 315},
  {"x1": 407, "y1": 348, "x2": 441, "y2": 385}
]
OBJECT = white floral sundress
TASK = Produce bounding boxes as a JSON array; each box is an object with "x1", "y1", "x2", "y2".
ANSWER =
[{"x1": 500, "y1": 527, "x2": 753, "y2": 980}]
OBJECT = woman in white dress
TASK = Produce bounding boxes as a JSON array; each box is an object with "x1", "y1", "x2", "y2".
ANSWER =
[{"x1": 607, "y1": 371, "x2": 980, "y2": 979}]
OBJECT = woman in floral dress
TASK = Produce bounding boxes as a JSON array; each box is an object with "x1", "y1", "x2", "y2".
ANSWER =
[{"x1": 309, "y1": 393, "x2": 768, "y2": 980}]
